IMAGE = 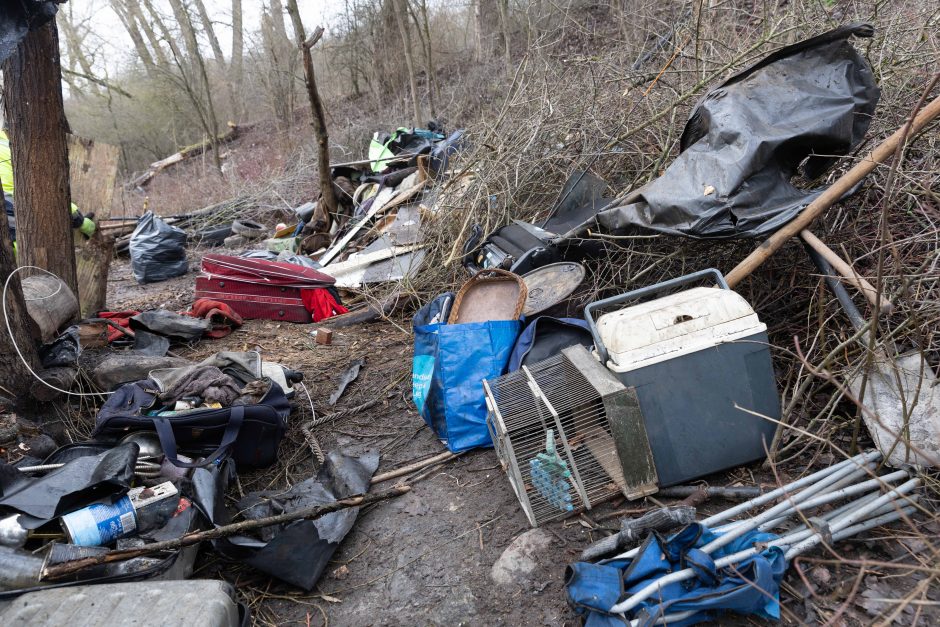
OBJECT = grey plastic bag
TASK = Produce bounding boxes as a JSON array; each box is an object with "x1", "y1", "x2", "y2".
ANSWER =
[{"x1": 129, "y1": 212, "x2": 188, "y2": 283}]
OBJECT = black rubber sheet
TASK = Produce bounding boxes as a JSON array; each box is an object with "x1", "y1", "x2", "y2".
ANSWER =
[{"x1": 0, "y1": 443, "x2": 137, "y2": 524}]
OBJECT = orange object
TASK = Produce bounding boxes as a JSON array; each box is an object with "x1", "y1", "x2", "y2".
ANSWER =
[{"x1": 315, "y1": 328, "x2": 333, "y2": 345}]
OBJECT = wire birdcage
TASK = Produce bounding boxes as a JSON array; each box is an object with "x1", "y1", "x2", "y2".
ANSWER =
[{"x1": 484, "y1": 345, "x2": 658, "y2": 527}]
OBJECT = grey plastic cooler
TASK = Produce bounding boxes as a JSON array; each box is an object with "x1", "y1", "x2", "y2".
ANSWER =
[{"x1": 584, "y1": 269, "x2": 780, "y2": 487}]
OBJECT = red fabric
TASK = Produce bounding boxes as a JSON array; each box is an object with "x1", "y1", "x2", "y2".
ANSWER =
[
  {"x1": 98, "y1": 310, "x2": 139, "y2": 342},
  {"x1": 186, "y1": 298, "x2": 244, "y2": 339},
  {"x1": 300, "y1": 288, "x2": 348, "y2": 322}
]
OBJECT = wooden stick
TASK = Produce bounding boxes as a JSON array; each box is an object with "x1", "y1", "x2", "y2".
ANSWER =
[
  {"x1": 42, "y1": 485, "x2": 411, "y2": 580},
  {"x1": 725, "y1": 94, "x2": 940, "y2": 288},
  {"x1": 371, "y1": 451, "x2": 457, "y2": 484},
  {"x1": 799, "y1": 229, "x2": 893, "y2": 314}
]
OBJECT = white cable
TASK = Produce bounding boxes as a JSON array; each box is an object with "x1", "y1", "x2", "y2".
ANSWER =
[
  {"x1": 21, "y1": 273, "x2": 63, "y2": 301},
  {"x1": 3, "y1": 265, "x2": 113, "y2": 397},
  {"x1": 300, "y1": 381, "x2": 319, "y2": 424}
]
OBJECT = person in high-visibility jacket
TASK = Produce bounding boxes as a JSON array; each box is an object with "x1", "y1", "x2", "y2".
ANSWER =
[{"x1": 1, "y1": 129, "x2": 95, "y2": 251}]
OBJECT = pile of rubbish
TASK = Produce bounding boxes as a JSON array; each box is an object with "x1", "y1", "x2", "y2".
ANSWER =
[
  {"x1": 0, "y1": 271, "x2": 410, "y2": 624},
  {"x1": 1, "y1": 265, "x2": 397, "y2": 606},
  {"x1": 111, "y1": 121, "x2": 465, "y2": 329},
  {"x1": 406, "y1": 24, "x2": 934, "y2": 625},
  {"x1": 0, "y1": 22, "x2": 936, "y2": 626},
  {"x1": 0, "y1": 126, "x2": 472, "y2": 618}
]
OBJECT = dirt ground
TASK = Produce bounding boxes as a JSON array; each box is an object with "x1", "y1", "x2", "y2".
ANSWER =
[{"x1": 92, "y1": 252, "x2": 938, "y2": 627}]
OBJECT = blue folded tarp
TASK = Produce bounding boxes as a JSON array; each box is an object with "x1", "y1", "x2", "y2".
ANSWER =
[{"x1": 566, "y1": 523, "x2": 786, "y2": 627}]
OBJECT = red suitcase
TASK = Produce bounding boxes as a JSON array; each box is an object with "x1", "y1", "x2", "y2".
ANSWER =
[
  {"x1": 194, "y1": 255, "x2": 337, "y2": 323},
  {"x1": 201, "y1": 254, "x2": 335, "y2": 287},
  {"x1": 195, "y1": 274, "x2": 312, "y2": 323}
]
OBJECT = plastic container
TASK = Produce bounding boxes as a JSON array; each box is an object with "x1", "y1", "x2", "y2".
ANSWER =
[
  {"x1": 585, "y1": 269, "x2": 780, "y2": 486},
  {"x1": 61, "y1": 482, "x2": 179, "y2": 547}
]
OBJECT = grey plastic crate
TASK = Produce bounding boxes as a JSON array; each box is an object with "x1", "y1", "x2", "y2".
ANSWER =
[{"x1": 0, "y1": 580, "x2": 242, "y2": 627}]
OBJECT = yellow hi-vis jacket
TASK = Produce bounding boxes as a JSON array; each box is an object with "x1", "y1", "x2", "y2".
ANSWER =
[
  {"x1": 0, "y1": 130, "x2": 14, "y2": 198},
  {"x1": 0, "y1": 130, "x2": 95, "y2": 237}
]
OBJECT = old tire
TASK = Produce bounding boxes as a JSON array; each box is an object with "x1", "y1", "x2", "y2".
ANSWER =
[
  {"x1": 193, "y1": 224, "x2": 233, "y2": 247},
  {"x1": 231, "y1": 219, "x2": 267, "y2": 239}
]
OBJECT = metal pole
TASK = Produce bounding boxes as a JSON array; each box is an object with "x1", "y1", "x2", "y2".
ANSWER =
[
  {"x1": 702, "y1": 451, "x2": 880, "y2": 526},
  {"x1": 635, "y1": 504, "x2": 917, "y2": 627},
  {"x1": 609, "y1": 451, "x2": 880, "y2": 562},
  {"x1": 611, "y1": 485, "x2": 917, "y2": 616}
]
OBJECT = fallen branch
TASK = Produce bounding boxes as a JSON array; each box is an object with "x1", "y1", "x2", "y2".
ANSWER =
[
  {"x1": 371, "y1": 451, "x2": 457, "y2": 484},
  {"x1": 128, "y1": 123, "x2": 251, "y2": 189},
  {"x1": 42, "y1": 485, "x2": 411, "y2": 580},
  {"x1": 323, "y1": 292, "x2": 415, "y2": 328}
]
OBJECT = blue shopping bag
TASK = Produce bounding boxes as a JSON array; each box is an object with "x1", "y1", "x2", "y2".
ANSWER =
[{"x1": 412, "y1": 319, "x2": 521, "y2": 452}]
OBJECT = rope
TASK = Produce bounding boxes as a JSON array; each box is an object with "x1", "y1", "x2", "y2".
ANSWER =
[
  {"x1": 299, "y1": 394, "x2": 385, "y2": 468},
  {"x1": 299, "y1": 382, "x2": 326, "y2": 467}
]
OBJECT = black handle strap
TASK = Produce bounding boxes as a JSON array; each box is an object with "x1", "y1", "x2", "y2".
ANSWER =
[{"x1": 154, "y1": 405, "x2": 245, "y2": 468}]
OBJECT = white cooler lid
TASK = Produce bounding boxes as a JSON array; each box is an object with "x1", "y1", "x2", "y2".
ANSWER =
[{"x1": 597, "y1": 286, "x2": 766, "y2": 372}]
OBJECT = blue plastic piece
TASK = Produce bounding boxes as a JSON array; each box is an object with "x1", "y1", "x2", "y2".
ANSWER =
[{"x1": 529, "y1": 431, "x2": 574, "y2": 511}]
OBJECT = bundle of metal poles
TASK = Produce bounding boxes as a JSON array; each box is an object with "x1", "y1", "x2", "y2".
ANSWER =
[{"x1": 600, "y1": 451, "x2": 919, "y2": 624}]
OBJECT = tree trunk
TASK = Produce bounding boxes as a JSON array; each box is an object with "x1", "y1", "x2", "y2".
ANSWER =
[
  {"x1": 285, "y1": 0, "x2": 306, "y2": 48},
  {"x1": 230, "y1": 0, "x2": 244, "y2": 115},
  {"x1": 414, "y1": 0, "x2": 437, "y2": 119},
  {"x1": 496, "y1": 0, "x2": 512, "y2": 72},
  {"x1": 166, "y1": 0, "x2": 223, "y2": 172},
  {"x1": 393, "y1": 0, "x2": 422, "y2": 126},
  {"x1": 110, "y1": 0, "x2": 157, "y2": 76},
  {"x1": 371, "y1": 1, "x2": 402, "y2": 100},
  {"x1": 190, "y1": 0, "x2": 236, "y2": 123},
  {"x1": 286, "y1": 9, "x2": 337, "y2": 221},
  {"x1": 141, "y1": 0, "x2": 184, "y2": 63},
  {"x1": 125, "y1": 0, "x2": 169, "y2": 67},
  {"x1": 268, "y1": 0, "x2": 290, "y2": 43},
  {"x1": 1, "y1": 21, "x2": 79, "y2": 300},
  {"x1": 191, "y1": 0, "x2": 225, "y2": 64},
  {"x1": 474, "y1": 0, "x2": 501, "y2": 62},
  {"x1": 260, "y1": 10, "x2": 293, "y2": 133},
  {"x1": 0, "y1": 189, "x2": 40, "y2": 403}
]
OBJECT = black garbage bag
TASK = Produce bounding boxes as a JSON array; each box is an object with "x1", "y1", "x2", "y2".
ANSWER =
[
  {"x1": 594, "y1": 23, "x2": 880, "y2": 239},
  {"x1": 129, "y1": 212, "x2": 189, "y2": 283},
  {"x1": 0, "y1": 443, "x2": 138, "y2": 524},
  {"x1": 214, "y1": 450, "x2": 379, "y2": 590}
]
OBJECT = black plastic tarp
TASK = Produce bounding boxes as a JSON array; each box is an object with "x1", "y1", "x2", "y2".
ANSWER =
[
  {"x1": 213, "y1": 450, "x2": 378, "y2": 590},
  {"x1": 591, "y1": 23, "x2": 880, "y2": 239}
]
